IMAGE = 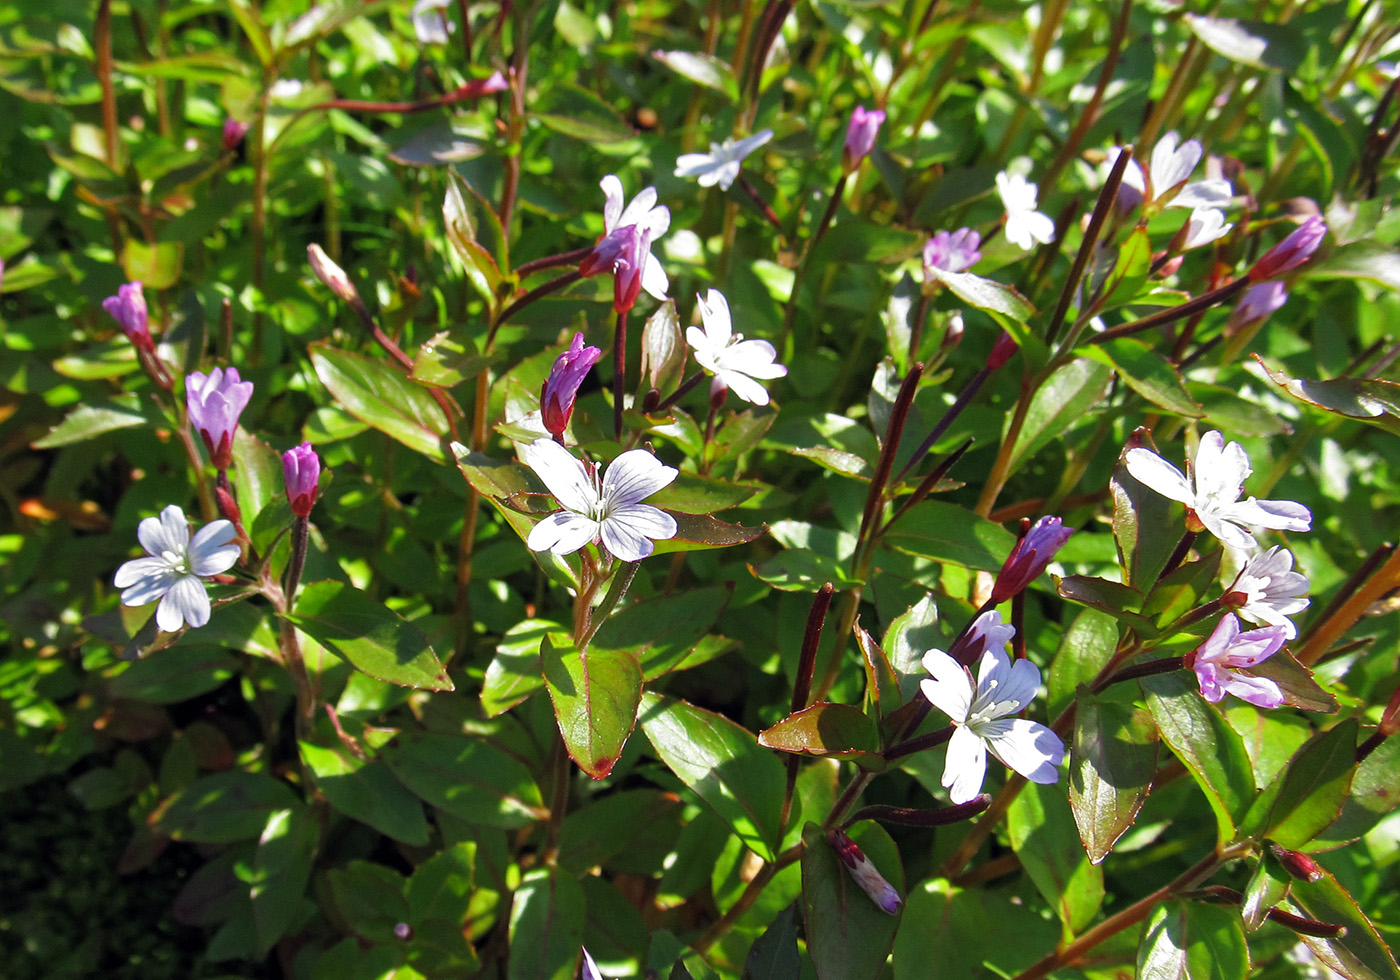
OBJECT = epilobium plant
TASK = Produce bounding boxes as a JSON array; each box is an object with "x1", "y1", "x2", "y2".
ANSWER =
[
  {"x1": 686, "y1": 289, "x2": 787, "y2": 405},
  {"x1": 113, "y1": 505, "x2": 239, "y2": 631},
  {"x1": 674, "y1": 129, "x2": 773, "y2": 190}
]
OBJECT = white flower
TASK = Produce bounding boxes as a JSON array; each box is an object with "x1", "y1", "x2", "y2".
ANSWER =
[
  {"x1": 113, "y1": 505, "x2": 240, "y2": 632},
  {"x1": 674, "y1": 129, "x2": 773, "y2": 190},
  {"x1": 597, "y1": 175, "x2": 670, "y2": 302},
  {"x1": 1181, "y1": 207, "x2": 1232, "y2": 249},
  {"x1": 520, "y1": 439, "x2": 678, "y2": 562},
  {"x1": 1230, "y1": 545, "x2": 1309, "y2": 638},
  {"x1": 686, "y1": 289, "x2": 788, "y2": 405},
  {"x1": 996, "y1": 172, "x2": 1056, "y2": 250},
  {"x1": 411, "y1": 0, "x2": 455, "y2": 44},
  {"x1": 920, "y1": 641, "x2": 1064, "y2": 805},
  {"x1": 1124, "y1": 430, "x2": 1312, "y2": 551},
  {"x1": 1108, "y1": 134, "x2": 1232, "y2": 211}
]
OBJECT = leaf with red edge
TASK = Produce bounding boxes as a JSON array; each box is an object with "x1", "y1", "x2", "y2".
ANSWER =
[
  {"x1": 542, "y1": 632, "x2": 642, "y2": 780},
  {"x1": 758, "y1": 703, "x2": 882, "y2": 767}
]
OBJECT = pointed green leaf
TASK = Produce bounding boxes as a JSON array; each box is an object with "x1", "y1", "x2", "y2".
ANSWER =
[
  {"x1": 589, "y1": 585, "x2": 732, "y2": 680},
  {"x1": 758, "y1": 703, "x2": 882, "y2": 763},
  {"x1": 251, "y1": 806, "x2": 318, "y2": 955},
  {"x1": 300, "y1": 740, "x2": 430, "y2": 846},
  {"x1": 1241, "y1": 851, "x2": 1291, "y2": 931},
  {"x1": 1008, "y1": 357, "x2": 1113, "y2": 472},
  {"x1": 153, "y1": 770, "x2": 299, "y2": 843},
  {"x1": 508, "y1": 867, "x2": 586, "y2": 980},
  {"x1": 1008, "y1": 779, "x2": 1105, "y2": 933},
  {"x1": 1111, "y1": 440, "x2": 1185, "y2": 589},
  {"x1": 1069, "y1": 690, "x2": 1159, "y2": 864},
  {"x1": 743, "y1": 902, "x2": 800, "y2": 980},
  {"x1": 32, "y1": 395, "x2": 152, "y2": 448},
  {"x1": 542, "y1": 632, "x2": 642, "y2": 780},
  {"x1": 1138, "y1": 901, "x2": 1249, "y2": 980},
  {"x1": 1290, "y1": 867, "x2": 1400, "y2": 980},
  {"x1": 311, "y1": 344, "x2": 449, "y2": 463},
  {"x1": 1314, "y1": 730, "x2": 1400, "y2": 849},
  {"x1": 378, "y1": 732, "x2": 547, "y2": 828}
]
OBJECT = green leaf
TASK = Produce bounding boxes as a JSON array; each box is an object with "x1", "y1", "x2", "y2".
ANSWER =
[
  {"x1": 378, "y1": 732, "x2": 547, "y2": 828},
  {"x1": 1007, "y1": 779, "x2": 1105, "y2": 934},
  {"x1": 1137, "y1": 901, "x2": 1250, "y2": 980},
  {"x1": 299, "y1": 740, "x2": 430, "y2": 846},
  {"x1": 1241, "y1": 719, "x2": 1356, "y2": 848},
  {"x1": 1142, "y1": 672, "x2": 1256, "y2": 842},
  {"x1": 1069, "y1": 690, "x2": 1159, "y2": 864},
  {"x1": 800, "y1": 823, "x2": 902, "y2": 980},
  {"x1": 758, "y1": 703, "x2": 882, "y2": 763},
  {"x1": 443, "y1": 171, "x2": 506, "y2": 308},
  {"x1": 508, "y1": 867, "x2": 587, "y2": 980},
  {"x1": 251, "y1": 806, "x2": 318, "y2": 955},
  {"x1": 1047, "y1": 608, "x2": 1119, "y2": 718},
  {"x1": 639, "y1": 693, "x2": 785, "y2": 861},
  {"x1": 1241, "y1": 851, "x2": 1291, "y2": 931},
  {"x1": 284, "y1": 581, "x2": 452, "y2": 691},
  {"x1": 750, "y1": 548, "x2": 856, "y2": 592},
  {"x1": 559, "y1": 789, "x2": 684, "y2": 877},
  {"x1": 1088, "y1": 338, "x2": 1202, "y2": 418},
  {"x1": 1309, "y1": 240, "x2": 1400, "y2": 293},
  {"x1": 1008, "y1": 357, "x2": 1114, "y2": 472},
  {"x1": 1057, "y1": 576, "x2": 1157, "y2": 636},
  {"x1": 652, "y1": 50, "x2": 739, "y2": 100},
  {"x1": 481, "y1": 618, "x2": 559, "y2": 717},
  {"x1": 121, "y1": 239, "x2": 183, "y2": 290},
  {"x1": 534, "y1": 84, "x2": 637, "y2": 143},
  {"x1": 590, "y1": 585, "x2": 731, "y2": 680},
  {"x1": 52, "y1": 337, "x2": 141, "y2": 381},
  {"x1": 406, "y1": 841, "x2": 476, "y2": 925},
  {"x1": 651, "y1": 512, "x2": 768, "y2": 554},
  {"x1": 648, "y1": 474, "x2": 760, "y2": 513},
  {"x1": 411, "y1": 331, "x2": 495, "y2": 388},
  {"x1": 1314, "y1": 730, "x2": 1400, "y2": 849},
  {"x1": 883, "y1": 500, "x2": 1018, "y2": 571},
  {"x1": 153, "y1": 770, "x2": 299, "y2": 843},
  {"x1": 1142, "y1": 552, "x2": 1222, "y2": 628},
  {"x1": 32, "y1": 395, "x2": 151, "y2": 448},
  {"x1": 310, "y1": 344, "x2": 450, "y2": 463},
  {"x1": 927, "y1": 266, "x2": 1036, "y2": 322},
  {"x1": 1247, "y1": 648, "x2": 1337, "y2": 712},
  {"x1": 892, "y1": 878, "x2": 1058, "y2": 979},
  {"x1": 1091, "y1": 225, "x2": 1154, "y2": 313},
  {"x1": 233, "y1": 429, "x2": 290, "y2": 553},
  {"x1": 1260, "y1": 361, "x2": 1400, "y2": 436},
  {"x1": 326, "y1": 860, "x2": 410, "y2": 943},
  {"x1": 1290, "y1": 867, "x2": 1400, "y2": 980},
  {"x1": 542, "y1": 632, "x2": 642, "y2": 780},
  {"x1": 743, "y1": 903, "x2": 801, "y2": 980}
]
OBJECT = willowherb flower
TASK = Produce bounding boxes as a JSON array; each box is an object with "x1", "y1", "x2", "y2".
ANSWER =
[
  {"x1": 828, "y1": 828, "x2": 902, "y2": 914},
  {"x1": 920, "y1": 638, "x2": 1065, "y2": 804},
  {"x1": 411, "y1": 0, "x2": 454, "y2": 44},
  {"x1": 1227, "y1": 545, "x2": 1309, "y2": 639},
  {"x1": 1227, "y1": 281, "x2": 1288, "y2": 334},
  {"x1": 945, "y1": 610, "x2": 1017, "y2": 669},
  {"x1": 686, "y1": 289, "x2": 787, "y2": 405},
  {"x1": 1186, "y1": 613, "x2": 1287, "y2": 707},
  {"x1": 923, "y1": 228, "x2": 982, "y2": 276},
  {"x1": 990, "y1": 516, "x2": 1074, "y2": 604},
  {"x1": 1123, "y1": 430, "x2": 1312, "y2": 551},
  {"x1": 186, "y1": 367, "x2": 254, "y2": 470},
  {"x1": 1249, "y1": 215, "x2": 1327, "y2": 282},
  {"x1": 221, "y1": 118, "x2": 249, "y2": 152},
  {"x1": 282, "y1": 442, "x2": 321, "y2": 517},
  {"x1": 843, "y1": 105, "x2": 886, "y2": 171},
  {"x1": 1179, "y1": 207, "x2": 1233, "y2": 250},
  {"x1": 675, "y1": 129, "x2": 773, "y2": 190},
  {"x1": 1110, "y1": 133, "x2": 1233, "y2": 213},
  {"x1": 541, "y1": 333, "x2": 602, "y2": 437},
  {"x1": 113, "y1": 505, "x2": 240, "y2": 632},
  {"x1": 520, "y1": 438, "x2": 678, "y2": 562},
  {"x1": 103, "y1": 281, "x2": 154, "y2": 352},
  {"x1": 579, "y1": 176, "x2": 670, "y2": 305},
  {"x1": 996, "y1": 172, "x2": 1056, "y2": 250}
]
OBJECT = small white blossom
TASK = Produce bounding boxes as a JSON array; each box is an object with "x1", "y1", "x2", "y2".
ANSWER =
[
  {"x1": 996, "y1": 171, "x2": 1056, "y2": 250},
  {"x1": 1124, "y1": 431, "x2": 1312, "y2": 551},
  {"x1": 920, "y1": 636, "x2": 1064, "y2": 805},
  {"x1": 1181, "y1": 207, "x2": 1233, "y2": 250},
  {"x1": 686, "y1": 289, "x2": 787, "y2": 405},
  {"x1": 674, "y1": 129, "x2": 773, "y2": 190},
  {"x1": 113, "y1": 505, "x2": 240, "y2": 632},
  {"x1": 1108, "y1": 133, "x2": 1232, "y2": 211},
  {"x1": 520, "y1": 439, "x2": 678, "y2": 562},
  {"x1": 411, "y1": 0, "x2": 454, "y2": 44},
  {"x1": 1230, "y1": 545, "x2": 1309, "y2": 638}
]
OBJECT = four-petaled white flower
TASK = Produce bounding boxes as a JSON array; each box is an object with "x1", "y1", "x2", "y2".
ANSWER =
[
  {"x1": 1124, "y1": 430, "x2": 1312, "y2": 551},
  {"x1": 1230, "y1": 545, "x2": 1310, "y2": 638},
  {"x1": 995, "y1": 172, "x2": 1056, "y2": 250},
  {"x1": 591, "y1": 175, "x2": 671, "y2": 302},
  {"x1": 675, "y1": 129, "x2": 774, "y2": 191},
  {"x1": 114, "y1": 505, "x2": 240, "y2": 632},
  {"x1": 920, "y1": 640, "x2": 1065, "y2": 805},
  {"x1": 687, "y1": 289, "x2": 788, "y2": 405},
  {"x1": 520, "y1": 439, "x2": 678, "y2": 562}
]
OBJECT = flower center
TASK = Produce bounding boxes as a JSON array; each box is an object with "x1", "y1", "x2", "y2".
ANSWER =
[{"x1": 161, "y1": 548, "x2": 191, "y2": 575}]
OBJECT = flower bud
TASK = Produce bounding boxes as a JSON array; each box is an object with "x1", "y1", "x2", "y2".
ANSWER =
[
  {"x1": 282, "y1": 442, "x2": 321, "y2": 517},
  {"x1": 541, "y1": 333, "x2": 602, "y2": 437},
  {"x1": 102, "y1": 281, "x2": 155, "y2": 353},
  {"x1": 307, "y1": 244, "x2": 361, "y2": 306},
  {"x1": 1269, "y1": 843, "x2": 1323, "y2": 883},
  {"x1": 987, "y1": 330, "x2": 1018, "y2": 370},
  {"x1": 221, "y1": 118, "x2": 249, "y2": 152},
  {"x1": 611, "y1": 227, "x2": 651, "y2": 314},
  {"x1": 827, "y1": 828, "x2": 902, "y2": 914},
  {"x1": 843, "y1": 105, "x2": 885, "y2": 172},
  {"x1": 186, "y1": 367, "x2": 254, "y2": 470},
  {"x1": 1226, "y1": 281, "x2": 1288, "y2": 334},
  {"x1": 214, "y1": 485, "x2": 242, "y2": 525},
  {"x1": 990, "y1": 515, "x2": 1074, "y2": 604},
  {"x1": 1249, "y1": 215, "x2": 1326, "y2": 282}
]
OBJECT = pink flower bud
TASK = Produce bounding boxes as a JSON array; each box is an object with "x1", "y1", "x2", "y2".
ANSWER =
[
  {"x1": 827, "y1": 828, "x2": 902, "y2": 914},
  {"x1": 1227, "y1": 281, "x2": 1288, "y2": 333},
  {"x1": 1269, "y1": 843, "x2": 1323, "y2": 883},
  {"x1": 843, "y1": 106, "x2": 886, "y2": 171},
  {"x1": 990, "y1": 515, "x2": 1074, "y2": 604},
  {"x1": 1249, "y1": 215, "x2": 1326, "y2": 281},
  {"x1": 186, "y1": 367, "x2": 254, "y2": 470},
  {"x1": 282, "y1": 442, "x2": 321, "y2": 517},
  {"x1": 221, "y1": 118, "x2": 249, "y2": 152},
  {"x1": 102, "y1": 281, "x2": 155, "y2": 352},
  {"x1": 987, "y1": 330, "x2": 1018, "y2": 370},
  {"x1": 307, "y1": 244, "x2": 361, "y2": 305},
  {"x1": 541, "y1": 333, "x2": 602, "y2": 436}
]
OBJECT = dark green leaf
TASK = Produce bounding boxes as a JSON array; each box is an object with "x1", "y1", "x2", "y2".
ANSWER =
[
  {"x1": 590, "y1": 585, "x2": 732, "y2": 680},
  {"x1": 32, "y1": 395, "x2": 151, "y2": 448},
  {"x1": 1241, "y1": 719, "x2": 1356, "y2": 848},
  {"x1": 326, "y1": 860, "x2": 410, "y2": 943},
  {"x1": 1290, "y1": 867, "x2": 1400, "y2": 980},
  {"x1": 310, "y1": 344, "x2": 450, "y2": 463},
  {"x1": 1314, "y1": 731, "x2": 1400, "y2": 849},
  {"x1": 926, "y1": 266, "x2": 1036, "y2": 321},
  {"x1": 284, "y1": 581, "x2": 453, "y2": 691},
  {"x1": 1069, "y1": 690, "x2": 1159, "y2": 864},
  {"x1": 411, "y1": 330, "x2": 495, "y2": 388},
  {"x1": 481, "y1": 618, "x2": 558, "y2": 716},
  {"x1": 251, "y1": 806, "x2": 318, "y2": 955},
  {"x1": 649, "y1": 473, "x2": 760, "y2": 513},
  {"x1": 153, "y1": 770, "x2": 299, "y2": 843},
  {"x1": 1247, "y1": 648, "x2": 1337, "y2": 713},
  {"x1": 1142, "y1": 552, "x2": 1222, "y2": 628},
  {"x1": 406, "y1": 841, "x2": 476, "y2": 924},
  {"x1": 1137, "y1": 901, "x2": 1250, "y2": 980},
  {"x1": 1309, "y1": 241, "x2": 1400, "y2": 293},
  {"x1": 1260, "y1": 362, "x2": 1400, "y2": 436},
  {"x1": 891, "y1": 878, "x2": 1058, "y2": 979},
  {"x1": 379, "y1": 732, "x2": 547, "y2": 828},
  {"x1": 1047, "y1": 608, "x2": 1119, "y2": 718},
  {"x1": 1111, "y1": 441, "x2": 1187, "y2": 589},
  {"x1": 1089, "y1": 337, "x2": 1202, "y2": 418},
  {"x1": 883, "y1": 500, "x2": 1018, "y2": 571},
  {"x1": 1008, "y1": 357, "x2": 1113, "y2": 472},
  {"x1": 507, "y1": 867, "x2": 587, "y2": 980},
  {"x1": 542, "y1": 632, "x2": 642, "y2": 780},
  {"x1": 1007, "y1": 779, "x2": 1105, "y2": 934},
  {"x1": 300, "y1": 740, "x2": 430, "y2": 845},
  {"x1": 801, "y1": 823, "x2": 902, "y2": 980},
  {"x1": 653, "y1": 513, "x2": 767, "y2": 554},
  {"x1": 1057, "y1": 576, "x2": 1157, "y2": 636},
  {"x1": 535, "y1": 84, "x2": 637, "y2": 143},
  {"x1": 743, "y1": 902, "x2": 801, "y2": 980},
  {"x1": 1241, "y1": 851, "x2": 1292, "y2": 931}
]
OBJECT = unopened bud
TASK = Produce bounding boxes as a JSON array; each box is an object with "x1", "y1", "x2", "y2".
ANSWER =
[
  {"x1": 842, "y1": 106, "x2": 886, "y2": 173},
  {"x1": 214, "y1": 486, "x2": 242, "y2": 525},
  {"x1": 393, "y1": 922, "x2": 412, "y2": 940},
  {"x1": 990, "y1": 515, "x2": 1073, "y2": 604},
  {"x1": 827, "y1": 828, "x2": 902, "y2": 914},
  {"x1": 987, "y1": 330, "x2": 1018, "y2": 370},
  {"x1": 708, "y1": 376, "x2": 729, "y2": 411},
  {"x1": 642, "y1": 388, "x2": 661, "y2": 413},
  {"x1": 307, "y1": 244, "x2": 361, "y2": 306},
  {"x1": 221, "y1": 118, "x2": 249, "y2": 152},
  {"x1": 1269, "y1": 843, "x2": 1323, "y2": 883},
  {"x1": 282, "y1": 442, "x2": 321, "y2": 517},
  {"x1": 1249, "y1": 215, "x2": 1326, "y2": 282}
]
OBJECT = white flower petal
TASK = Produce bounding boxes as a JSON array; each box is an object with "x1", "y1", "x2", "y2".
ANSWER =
[
  {"x1": 1150, "y1": 133, "x2": 1201, "y2": 194},
  {"x1": 675, "y1": 152, "x2": 721, "y2": 179},
  {"x1": 602, "y1": 450, "x2": 679, "y2": 507},
  {"x1": 943, "y1": 724, "x2": 989, "y2": 804},
  {"x1": 139, "y1": 505, "x2": 190, "y2": 557},
  {"x1": 520, "y1": 439, "x2": 599, "y2": 514},
  {"x1": 1223, "y1": 498, "x2": 1312, "y2": 533},
  {"x1": 919, "y1": 649, "x2": 973, "y2": 721},
  {"x1": 527, "y1": 511, "x2": 599, "y2": 556},
  {"x1": 618, "y1": 186, "x2": 659, "y2": 231},
  {"x1": 697, "y1": 289, "x2": 733, "y2": 347},
  {"x1": 1171, "y1": 179, "x2": 1232, "y2": 210},
  {"x1": 722, "y1": 339, "x2": 786, "y2": 377},
  {"x1": 599, "y1": 515, "x2": 658, "y2": 561},
  {"x1": 189, "y1": 520, "x2": 240, "y2": 575},
  {"x1": 600, "y1": 504, "x2": 676, "y2": 561},
  {"x1": 158, "y1": 575, "x2": 210, "y2": 631},
  {"x1": 1221, "y1": 672, "x2": 1284, "y2": 708},
  {"x1": 1123, "y1": 448, "x2": 1194, "y2": 504},
  {"x1": 117, "y1": 562, "x2": 178, "y2": 606},
  {"x1": 716, "y1": 369, "x2": 771, "y2": 405},
  {"x1": 977, "y1": 654, "x2": 1042, "y2": 717},
  {"x1": 1192, "y1": 432, "x2": 1247, "y2": 501},
  {"x1": 600, "y1": 175, "x2": 625, "y2": 231},
  {"x1": 641, "y1": 252, "x2": 669, "y2": 301},
  {"x1": 1196, "y1": 511, "x2": 1259, "y2": 551},
  {"x1": 981, "y1": 718, "x2": 1064, "y2": 784}
]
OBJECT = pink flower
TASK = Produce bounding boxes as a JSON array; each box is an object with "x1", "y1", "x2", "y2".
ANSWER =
[
  {"x1": 843, "y1": 106, "x2": 886, "y2": 171},
  {"x1": 990, "y1": 516, "x2": 1073, "y2": 604},
  {"x1": 541, "y1": 333, "x2": 602, "y2": 437},
  {"x1": 1227, "y1": 282, "x2": 1288, "y2": 333},
  {"x1": 923, "y1": 228, "x2": 981, "y2": 276},
  {"x1": 1186, "y1": 614, "x2": 1287, "y2": 707},
  {"x1": 186, "y1": 368, "x2": 254, "y2": 470},
  {"x1": 221, "y1": 118, "x2": 249, "y2": 152},
  {"x1": 282, "y1": 442, "x2": 321, "y2": 517},
  {"x1": 1249, "y1": 216, "x2": 1326, "y2": 282},
  {"x1": 103, "y1": 281, "x2": 154, "y2": 352}
]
